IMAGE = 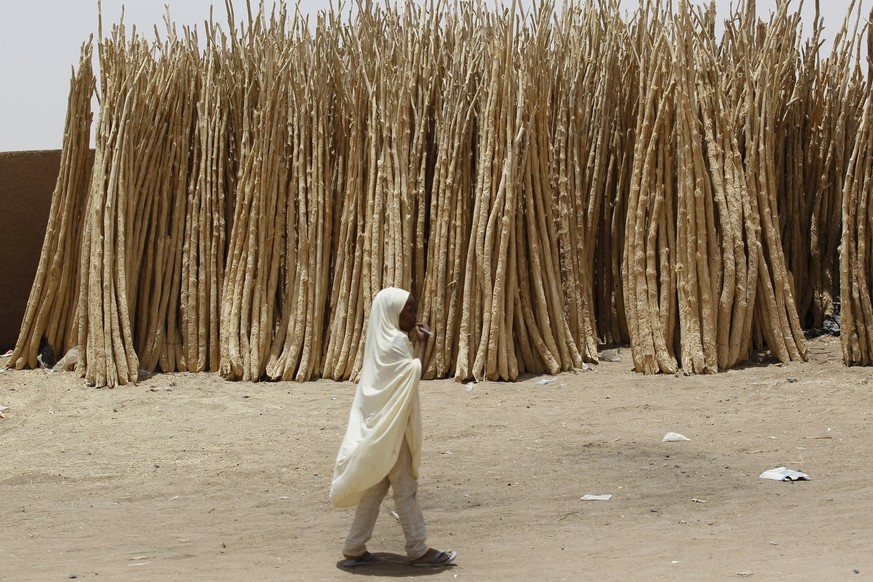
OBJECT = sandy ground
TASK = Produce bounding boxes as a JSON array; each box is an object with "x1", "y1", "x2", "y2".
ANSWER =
[{"x1": 1, "y1": 335, "x2": 872, "y2": 581}]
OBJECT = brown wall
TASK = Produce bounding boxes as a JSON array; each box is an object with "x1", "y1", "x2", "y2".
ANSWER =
[{"x1": 0, "y1": 150, "x2": 61, "y2": 351}]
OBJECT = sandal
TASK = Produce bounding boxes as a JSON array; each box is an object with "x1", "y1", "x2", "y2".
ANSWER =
[
  {"x1": 341, "y1": 552, "x2": 384, "y2": 568},
  {"x1": 412, "y1": 549, "x2": 458, "y2": 568}
]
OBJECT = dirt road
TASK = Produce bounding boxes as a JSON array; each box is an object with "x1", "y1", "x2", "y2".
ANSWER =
[{"x1": 2, "y1": 336, "x2": 871, "y2": 581}]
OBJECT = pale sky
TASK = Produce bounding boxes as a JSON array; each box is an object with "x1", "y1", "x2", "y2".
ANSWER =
[{"x1": 0, "y1": 0, "x2": 868, "y2": 152}]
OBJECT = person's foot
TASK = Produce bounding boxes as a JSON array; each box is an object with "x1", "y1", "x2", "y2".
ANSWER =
[
  {"x1": 410, "y1": 548, "x2": 458, "y2": 567},
  {"x1": 341, "y1": 552, "x2": 384, "y2": 567}
]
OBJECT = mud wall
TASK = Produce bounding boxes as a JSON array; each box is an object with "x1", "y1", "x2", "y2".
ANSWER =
[{"x1": 0, "y1": 151, "x2": 62, "y2": 351}]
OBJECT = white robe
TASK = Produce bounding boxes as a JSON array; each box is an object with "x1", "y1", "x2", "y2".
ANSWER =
[{"x1": 330, "y1": 288, "x2": 422, "y2": 508}]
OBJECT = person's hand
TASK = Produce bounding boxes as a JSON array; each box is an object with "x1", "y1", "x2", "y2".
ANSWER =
[
  {"x1": 414, "y1": 323, "x2": 431, "y2": 362},
  {"x1": 414, "y1": 323, "x2": 432, "y2": 344}
]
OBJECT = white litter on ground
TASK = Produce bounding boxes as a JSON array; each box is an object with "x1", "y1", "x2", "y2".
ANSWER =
[
  {"x1": 581, "y1": 494, "x2": 613, "y2": 501},
  {"x1": 759, "y1": 467, "x2": 810, "y2": 481}
]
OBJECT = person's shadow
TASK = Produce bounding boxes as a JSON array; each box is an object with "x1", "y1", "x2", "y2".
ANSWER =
[{"x1": 335, "y1": 552, "x2": 457, "y2": 576}]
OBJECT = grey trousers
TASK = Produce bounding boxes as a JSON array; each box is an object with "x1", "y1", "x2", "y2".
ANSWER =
[{"x1": 342, "y1": 439, "x2": 429, "y2": 559}]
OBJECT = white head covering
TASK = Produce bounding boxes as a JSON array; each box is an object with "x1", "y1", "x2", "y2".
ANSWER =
[{"x1": 330, "y1": 287, "x2": 422, "y2": 508}]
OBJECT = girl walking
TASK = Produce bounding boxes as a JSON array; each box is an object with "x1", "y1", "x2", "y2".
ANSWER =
[{"x1": 330, "y1": 287, "x2": 457, "y2": 568}]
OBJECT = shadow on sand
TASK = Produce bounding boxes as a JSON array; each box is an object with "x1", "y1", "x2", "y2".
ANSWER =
[{"x1": 334, "y1": 552, "x2": 457, "y2": 577}]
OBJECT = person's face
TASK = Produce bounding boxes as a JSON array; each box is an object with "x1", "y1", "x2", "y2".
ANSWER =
[{"x1": 399, "y1": 295, "x2": 417, "y2": 333}]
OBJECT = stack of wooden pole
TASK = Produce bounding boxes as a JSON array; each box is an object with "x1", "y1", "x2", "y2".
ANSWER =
[
  {"x1": 321, "y1": 3, "x2": 437, "y2": 381},
  {"x1": 10, "y1": 0, "x2": 873, "y2": 386},
  {"x1": 7, "y1": 41, "x2": 95, "y2": 370},
  {"x1": 416, "y1": 4, "x2": 476, "y2": 380},
  {"x1": 75, "y1": 26, "x2": 144, "y2": 387},
  {"x1": 180, "y1": 22, "x2": 239, "y2": 374},
  {"x1": 840, "y1": 8, "x2": 873, "y2": 366},
  {"x1": 692, "y1": 5, "x2": 759, "y2": 370},
  {"x1": 513, "y1": 2, "x2": 585, "y2": 374},
  {"x1": 454, "y1": 1, "x2": 528, "y2": 381},
  {"x1": 622, "y1": 5, "x2": 679, "y2": 375},
  {"x1": 619, "y1": 0, "x2": 812, "y2": 374},
  {"x1": 786, "y1": 1, "x2": 866, "y2": 330},
  {"x1": 220, "y1": 9, "x2": 293, "y2": 381},
  {"x1": 552, "y1": 2, "x2": 627, "y2": 359},
  {"x1": 593, "y1": 3, "x2": 635, "y2": 348},
  {"x1": 266, "y1": 14, "x2": 337, "y2": 382},
  {"x1": 731, "y1": 1, "x2": 807, "y2": 364}
]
